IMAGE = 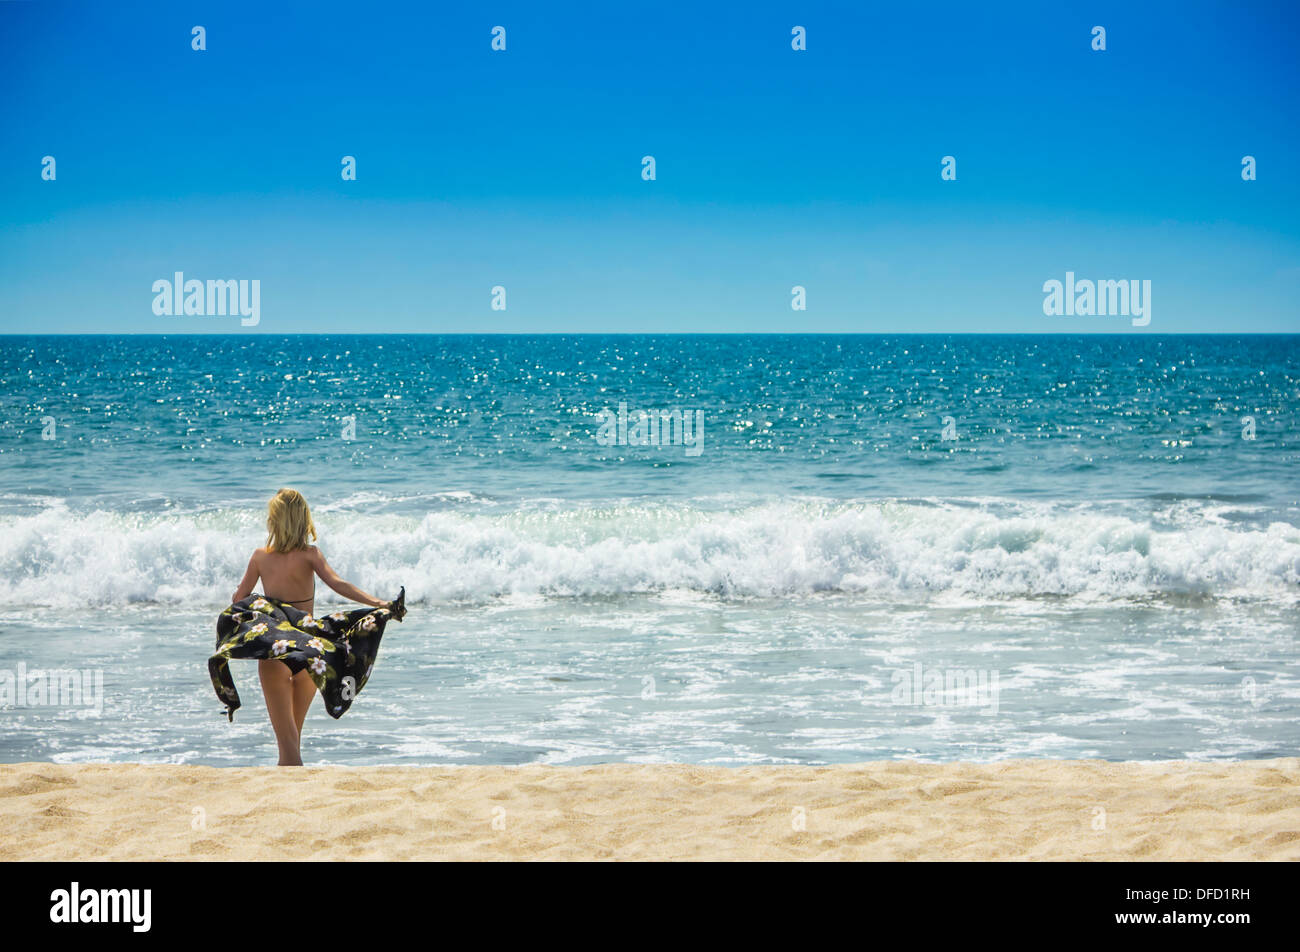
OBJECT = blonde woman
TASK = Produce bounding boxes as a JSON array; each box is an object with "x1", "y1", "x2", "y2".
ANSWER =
[{"x1": 208, "y1": 488, "x2": 406, "y2": 765}]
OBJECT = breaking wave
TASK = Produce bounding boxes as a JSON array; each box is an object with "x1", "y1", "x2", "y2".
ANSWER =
[{"x1": 3, "y1": 496, "x2": 1298, "y2": 609}]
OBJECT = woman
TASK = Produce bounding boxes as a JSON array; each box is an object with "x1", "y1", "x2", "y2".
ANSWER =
[{"x1": 208, "y1": 488, "x2": 406, "y2": 765}]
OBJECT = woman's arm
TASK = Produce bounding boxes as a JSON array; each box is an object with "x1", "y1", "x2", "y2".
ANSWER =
[
  {"x1": 232, "y1": 553, "x2": 260, "y2": 603},
  {"x1": 309, "y1": 548, "x2": 386, "y2": 608}
]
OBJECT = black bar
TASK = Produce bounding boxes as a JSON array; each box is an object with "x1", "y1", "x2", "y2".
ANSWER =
[{"x1": 9, "y1": 861, "x2": 1286, "y2": 938}]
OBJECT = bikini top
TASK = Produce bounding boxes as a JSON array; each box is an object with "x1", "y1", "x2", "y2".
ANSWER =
[{"x1": 272, "y1": 587, "x2": 314, "y2": 608}]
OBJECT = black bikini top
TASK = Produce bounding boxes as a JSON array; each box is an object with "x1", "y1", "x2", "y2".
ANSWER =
[{"x1": 271, "y1": 589, "x2": 314, "y2": 607}]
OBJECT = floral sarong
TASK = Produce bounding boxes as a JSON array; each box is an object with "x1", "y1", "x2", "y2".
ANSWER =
[{"x1": 208, "y1": 589, "x2": 403, "y2": 721}]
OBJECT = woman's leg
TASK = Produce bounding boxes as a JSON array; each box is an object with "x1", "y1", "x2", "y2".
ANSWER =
[
  {"x1": 258, "y1": 660, "x2": 302, "y2": 766},
  {"x1": 291, "y1": 671, "x2": 317, "y2": 736}
]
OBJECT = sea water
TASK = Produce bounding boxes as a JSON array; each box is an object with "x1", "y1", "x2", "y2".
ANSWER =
[{"x1": 0, "y1": 334, "x2": 1296, "y2": 765}]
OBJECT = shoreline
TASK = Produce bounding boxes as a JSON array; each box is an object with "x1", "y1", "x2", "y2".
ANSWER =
[{"x1": 3, "y1": 759, "x2": 1297, "y2": 861}]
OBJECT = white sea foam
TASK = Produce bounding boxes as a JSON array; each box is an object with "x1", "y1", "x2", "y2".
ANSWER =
[{"x1": 1, "y1": 498, "x2": 1297, "y2": 608}]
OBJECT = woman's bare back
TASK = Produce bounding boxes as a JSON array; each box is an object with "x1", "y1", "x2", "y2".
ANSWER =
[
  {"x1": 255, "y1": 547, "x2": 317, "y2": 612},
  {"x1": 232, "y1": 545, "x2": 387, "y2": 617}
]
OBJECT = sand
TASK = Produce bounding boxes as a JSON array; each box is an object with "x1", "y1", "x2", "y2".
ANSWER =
[{"x1": 2, "y1": 759, "x2": 1297, "y2": 861}]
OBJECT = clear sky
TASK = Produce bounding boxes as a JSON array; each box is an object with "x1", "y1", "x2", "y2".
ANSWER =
[{"x1": 1, "y1": 0, "x2": 1298, "y2": 333}]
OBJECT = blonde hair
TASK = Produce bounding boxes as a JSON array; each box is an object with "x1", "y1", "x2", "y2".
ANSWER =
[{"x1": 265, "y1": 488, "x2": 317, "y2": 553}]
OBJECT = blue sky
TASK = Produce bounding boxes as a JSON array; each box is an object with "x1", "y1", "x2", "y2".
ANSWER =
[{"x1": 1, "y1": 0, "x2": 1298, "y2": 333}]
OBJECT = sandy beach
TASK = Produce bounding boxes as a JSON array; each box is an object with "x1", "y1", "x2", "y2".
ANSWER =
[{"x1": 3, "y1": 759, "x2": 1297, "y2": 861}]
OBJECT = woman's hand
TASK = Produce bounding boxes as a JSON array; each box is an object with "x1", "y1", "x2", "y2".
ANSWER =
[{"x1": 386, "y1": 586, "x2": 407, "y2": 621}]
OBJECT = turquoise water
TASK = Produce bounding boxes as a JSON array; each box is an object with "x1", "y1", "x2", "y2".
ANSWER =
[{"x1": 1, "y1": 334, "x2": 1297, "y2": 764}]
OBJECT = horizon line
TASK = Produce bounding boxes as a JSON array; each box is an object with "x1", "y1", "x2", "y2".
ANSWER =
[{"x1": 2, "y1": 331, "x2": 1298, "y2": 338}]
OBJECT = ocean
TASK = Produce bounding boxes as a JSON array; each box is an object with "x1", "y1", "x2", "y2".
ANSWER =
[{"x1": 1, "y1": 333, "x2": 1297, "y2": 765}]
